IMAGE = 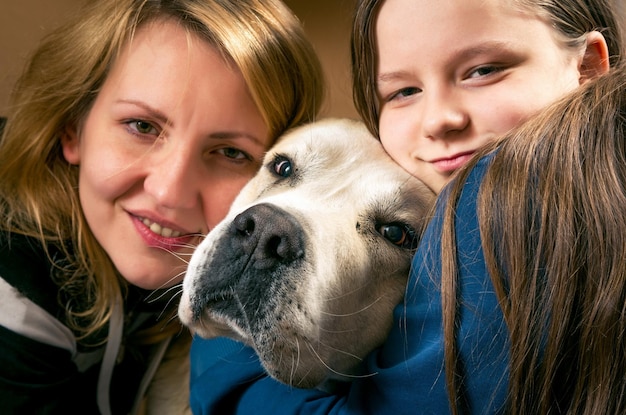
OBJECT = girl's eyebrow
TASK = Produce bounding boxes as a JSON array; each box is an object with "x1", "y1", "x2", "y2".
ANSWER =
[
  {"x1": 377, "y1": 70, "x2": 411, "y2": 84},
  {"x1": 449, "y1": 40, "x2": 514, "y2": 62},
  {"x1": 377, "y1": 40, "x2": 514, "y2": 84}
]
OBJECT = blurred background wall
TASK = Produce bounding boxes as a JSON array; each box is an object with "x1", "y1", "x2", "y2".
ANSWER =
[
  {"x1": 0, "y1": 0, "x2": 358, "y2": 119},
  {"x1": 2, "y1": 0, "x2": 624, "y2": 119}
]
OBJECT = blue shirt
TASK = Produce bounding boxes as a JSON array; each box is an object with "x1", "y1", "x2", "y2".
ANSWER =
[{"x1": 189, "y1": 154, "x2": 509, "y2": 414}]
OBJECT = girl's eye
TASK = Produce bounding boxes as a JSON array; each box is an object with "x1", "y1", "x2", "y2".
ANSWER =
[
  {"x1": 219, "y1": 147, "x2": 250, "y2": 160},
  {"x1": 389, "y1": 86, "x2": 420, "y2": 101},
  {"x1": 377, "y1": 222, "x2": 419, "y2": 250},
  {"x1": 467, "y1": 65, "x2": 501, "y2": 79}
]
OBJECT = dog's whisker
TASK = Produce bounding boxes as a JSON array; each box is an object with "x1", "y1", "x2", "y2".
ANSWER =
[
  {"x1": 290, "y1": 337, "x2": 301, "y2": 386},
  {"x1": 158, "y1": 289, "x2": 184, "y2": 321},
  {"x1": 317, "y1": 327, "x2": 357, "y2": 334},
  {"x1": 321, "y1": 283, "x2": 371, "y2": 302},
  {"x1": 320, "y1": 295, "x2": 384, "y2": 317},
  {"x1": 143, "y1": 269, "x2": 186, "y2": 303},
  {"x1": 154, "y1": 246, "x2": 193, "y2": 264},
  {"x1": 304, "y1": 341, "x2": 378, "y2": 380},
  {"x1": 149, "y1": 283, "x2": 183, "y2": 302},
  {"x1": 162, "y1": 309, "x2": 184, "y2": 328},
  {"x1": 232, "y1": 291, "x2": 255, "y2": 336},
  {"x1": 315, "y1": 339, "x2": 362, "y2": 361}
]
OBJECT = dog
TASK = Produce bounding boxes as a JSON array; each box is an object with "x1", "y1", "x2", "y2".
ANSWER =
[{"x1": 178, "y1": 118, "x2": 435, "y2": 389}]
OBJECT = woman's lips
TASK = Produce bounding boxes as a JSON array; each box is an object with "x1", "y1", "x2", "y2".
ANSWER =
[
  {"x1": 431, "y1": 151, "x2": 475, "y2": 173},
  {"x1": 141, "y1": 217, "x2": 181, "y2": 238},
  {"x1": 131, "y1": 214, "x2": 197, "y2": 251}
]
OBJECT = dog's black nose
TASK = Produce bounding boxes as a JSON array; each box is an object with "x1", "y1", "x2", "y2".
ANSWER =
[{"x1": 232, "y1": 203, "x2": 305, "y2": 269}]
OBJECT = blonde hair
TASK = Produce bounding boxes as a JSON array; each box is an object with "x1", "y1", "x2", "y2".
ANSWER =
[
  {"x1": 350, "y1": 0, "x2": 624, "y2": 139},
  {"x1": 0, "y1": 0, "x2": 324, "y2": 342},
  {"x1": 442, "y1": 64, "x2": 626, "y2": 414}
]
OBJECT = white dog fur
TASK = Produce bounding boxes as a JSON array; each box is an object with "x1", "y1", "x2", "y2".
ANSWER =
[{"x1": 178, "y1": 118, "x2": 435, "y2": 388}]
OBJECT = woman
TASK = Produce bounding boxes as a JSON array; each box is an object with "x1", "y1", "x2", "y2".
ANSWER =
[{"x1": 0, "y1": 0, "x2": 324, "y2": 413}]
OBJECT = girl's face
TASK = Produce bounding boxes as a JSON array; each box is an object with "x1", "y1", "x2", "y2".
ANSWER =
[
  {"x1": 61, "y1": 20, "x2": 271, "y2": 289},
  {"x1": 375, "y1": 0, "x2": 604, "y2": 192}
]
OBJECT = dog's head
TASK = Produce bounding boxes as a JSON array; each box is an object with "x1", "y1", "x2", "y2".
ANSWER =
[{"x1": 179, "y1": 118, "x2": 435, "y2": 388}]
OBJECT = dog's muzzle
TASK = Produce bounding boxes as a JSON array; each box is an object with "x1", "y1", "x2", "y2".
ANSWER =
[{"x1": 189, "y1": 203, "x2": 306, "y2": 323}]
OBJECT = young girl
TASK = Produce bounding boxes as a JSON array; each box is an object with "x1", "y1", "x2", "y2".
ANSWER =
[
  {"x1": 0, "y1": 0, "x2": 324, "y2": 413},
  {"x1": 188, "y1": 0, "x2": 624, "y2": 413}
]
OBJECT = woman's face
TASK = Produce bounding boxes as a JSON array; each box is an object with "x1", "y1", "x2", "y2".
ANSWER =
[
  {"x1": 61, "y1": 19, "x2": 271, "y2": 289},
  {"x1": 375, "y1": 0, "x2": 606, "y2": 193}
]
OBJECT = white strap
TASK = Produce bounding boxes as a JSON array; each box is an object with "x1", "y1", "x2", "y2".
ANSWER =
[
  {"x1": 129, "y1": 337, "x2": 172, "y2": 415},
  {"x1": 0, "y1": 276, "x2": 76, "y2": 355},
  {"x1": 97, "y1": 293, "x2": 124, "y2": 415}
]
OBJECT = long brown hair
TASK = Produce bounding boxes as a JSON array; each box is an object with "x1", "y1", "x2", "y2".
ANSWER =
[
  {"x1": 0, "y1": 0, "x2": 324, "y2": 342},
  {"x1": 442, "y1": 64, "x2": 626, "y2": 414}
]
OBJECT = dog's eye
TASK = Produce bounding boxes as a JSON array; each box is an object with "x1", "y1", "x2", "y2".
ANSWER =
[
  {"x1": 377, "y1": 222, "x2": 419, "y2": 250},
  {"x1": 272, "y1": 155, "x2": 293, "y2": 178}
]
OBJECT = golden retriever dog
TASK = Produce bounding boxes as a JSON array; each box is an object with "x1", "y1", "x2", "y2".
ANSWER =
[{"x1": 178, "y1": 118, "x2": 435, "y2": 389}]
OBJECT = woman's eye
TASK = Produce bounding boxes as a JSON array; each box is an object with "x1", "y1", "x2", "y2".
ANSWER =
[
  {"x1": 271, "y1": 155, "x2": 293, "y2": 177},
  {"x1": 219, "y1": 147, "x2": 249, "y2": 160},
  {"x1": 377, "y1": 222, "x2": 419, "y2": 250},
  {"x1": 128, "y1": 120, "x2": 159, "y2": 135}
]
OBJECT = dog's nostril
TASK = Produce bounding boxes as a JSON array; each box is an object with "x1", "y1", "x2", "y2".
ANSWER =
[
  {"x1": 234, "y1": 214, "x2": 255, "y2": 237},
  {"x1": 266, "y1": 234, "x2": 303, "y2": 261},
  {"x1": 265, "y1": 235, "x2": 281, "y2": 257}
]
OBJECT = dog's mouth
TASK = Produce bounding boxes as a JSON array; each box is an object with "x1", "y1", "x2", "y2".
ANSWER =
[{"x1": 186, "y1": 287, "x2": 255, "y2": 342}]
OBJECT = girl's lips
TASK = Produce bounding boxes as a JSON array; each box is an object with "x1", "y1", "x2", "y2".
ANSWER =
[
  {"x1": 431, "y1": 152, "x2": 475, "y2": 173},
  {"x1": 130, "y1": 214, "x2": 198, "y2": 251}
]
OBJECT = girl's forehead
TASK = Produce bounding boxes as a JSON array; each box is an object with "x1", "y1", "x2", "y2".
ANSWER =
[{"x1": 375, "y1": 0, "x2": 542, "y2": 44}]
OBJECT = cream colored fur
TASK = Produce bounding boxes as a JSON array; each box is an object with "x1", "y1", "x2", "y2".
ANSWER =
[{"x1": 179, "y1": 118, "x2": 435, "y2": 388}]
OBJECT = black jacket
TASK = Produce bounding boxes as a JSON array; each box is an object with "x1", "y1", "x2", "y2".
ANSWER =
[{"x1": 0, "y1": 231, "x2": 175, "y2": 414}]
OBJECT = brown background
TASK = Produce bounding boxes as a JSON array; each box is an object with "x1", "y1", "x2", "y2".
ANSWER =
[
  {"x1": 0, "y1": 0, "x2": 358, "y2": 118},
  {"x1": 2, "y1": 1, "x2": 625, "y2": 119}
]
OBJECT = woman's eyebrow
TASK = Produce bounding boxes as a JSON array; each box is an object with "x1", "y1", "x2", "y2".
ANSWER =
[
  {"x1": 208, "y1": 131, "x2": 265, "y2": 147},
  {"x1": 117, "y1": 99, "x2": 172, "y2": 126}
]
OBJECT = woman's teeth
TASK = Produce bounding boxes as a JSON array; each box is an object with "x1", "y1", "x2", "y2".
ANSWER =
[{"x1": 142, "y1": 218, "x2": 181, "y2": 238}]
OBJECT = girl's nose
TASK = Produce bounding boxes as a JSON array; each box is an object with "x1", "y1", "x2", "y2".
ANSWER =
[
  {"x1": 143, "y1": 145, "x2": 202, "y2": 210},
  {"x1": 421, "y1": 89, "x2": 469, "y2": 140}
]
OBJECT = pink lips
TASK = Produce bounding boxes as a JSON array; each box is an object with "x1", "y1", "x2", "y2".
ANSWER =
[
  {"x1": 131, "y1": 215, "x2": 196, "y2": 252},
  {"x1": 431, "y1": 151, "x2": 475, "y2": 173}
]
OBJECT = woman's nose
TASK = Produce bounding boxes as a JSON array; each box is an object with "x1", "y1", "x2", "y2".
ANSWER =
[
  {"x1": 421, "y1": 89, "x2": 469, "y2": 140},
  {"x1": 143, "y1": 145, "x2": 202, "y2": 210}
]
